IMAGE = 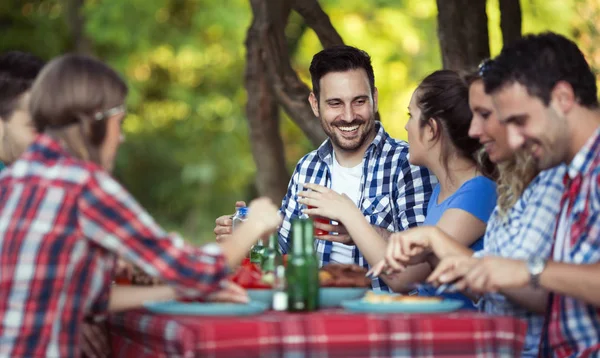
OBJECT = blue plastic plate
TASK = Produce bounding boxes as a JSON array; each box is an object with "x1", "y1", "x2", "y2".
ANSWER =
[
  {"x1": 143, "y1": 301, "x2": 268, "y2": 316},
  {"x1": 341, "y1": 298, "x2": 464, "y2": 313},
  {"x1": 247, "y1": 289, "x2": 274, "y2": 305},
  {"x1": 320, "y1": 287, "x2": 369, "y2": 308}
]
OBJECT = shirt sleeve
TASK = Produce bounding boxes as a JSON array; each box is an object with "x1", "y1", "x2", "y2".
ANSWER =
[
  {"x1": 482, "y1": 169, "x2": 564, "y2": 261},
  {"x1": 395, "y1": 160, "x2": 437, "y2": 231},
  {"x1": 78, "y1": 170, "x2": 229, "y2": 299},
  {"x1": 278, "y1": 163, "x2": 303, "y2": 254},
  {"x1": 446, "y1": 177, "x2": 498, "y2": 223}
]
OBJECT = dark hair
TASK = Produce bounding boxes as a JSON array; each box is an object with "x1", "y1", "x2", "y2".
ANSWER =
[
  {"x1": 0, "y1": 51, "x2": 45, "y2": 120},
  {"x1": 30, "y1": 54, "x2": 127, "y2": 165},
  {"x1": 416, "y1": 70, "x2": 494, "y2": 177},
  {"x1": 309, "y1": 45, "x2": 375, "y2": 101},
  {"x1": 483, "y1": 32, "x2": 598, "y2": 108}
]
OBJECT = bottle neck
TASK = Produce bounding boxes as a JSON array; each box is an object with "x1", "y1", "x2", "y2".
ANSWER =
[
  {"x1": 291, "y1": 220, "x2": 304, "y2": 255},
  {"x1": 303, "y1": 220, "x2": 315, "y2": 254},
  {"x1": 268, "y1": 234, "x2": 278, "y2": 250}
]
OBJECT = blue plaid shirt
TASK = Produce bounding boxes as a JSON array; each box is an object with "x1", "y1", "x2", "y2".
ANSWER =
[
  {"x1": 474, "y1": 165, "x2": 566, "y2": 357},
  {"x1": 278, "y1": 122, "x2": 436, "y2": 291}
]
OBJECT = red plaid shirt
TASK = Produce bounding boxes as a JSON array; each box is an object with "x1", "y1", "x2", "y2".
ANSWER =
[
  {"x1": 0, "y1": 134, "x2": 228, "y2": 358},
  {"x1": 540, "y1": 127, "x2": 600, "y2": 357}
]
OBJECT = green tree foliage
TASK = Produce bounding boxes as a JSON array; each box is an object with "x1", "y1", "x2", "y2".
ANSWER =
[{"x1": 0, "y1": 0, "x2": 590, "y2": 243}]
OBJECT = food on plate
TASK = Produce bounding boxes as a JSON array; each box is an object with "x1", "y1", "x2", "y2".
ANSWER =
[
  {"x1": 319, "y1": 263, "x2": 371, "y2": 288},
  {"x1": 362, "y1": 291, "x2": 443, "y2": 304},
  {"x1": 318, "y1": 270, "x2": 333, "y2": 282}
]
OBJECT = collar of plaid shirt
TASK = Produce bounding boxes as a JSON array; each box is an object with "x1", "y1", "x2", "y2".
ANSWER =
[{"x1": 315, "y1": 121, "x2": 388, "y2": 164}]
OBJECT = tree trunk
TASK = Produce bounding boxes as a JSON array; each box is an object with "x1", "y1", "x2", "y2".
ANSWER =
[
  {"x1": 244, "y1": 0, "x2": 290, "y2": 204},
  {"x1": 499, "y1": 0, "x2": 522, "y2": 46},
  {"x1": 245, "y1": 0, "x2": 346, "y2": 200},
  {"x1": 436, "y1": 0, "x2": 490, "y2": 71},
  {"x1": 65, "y1": 0, "x2": 93, "y2": 54},
  {"x1": 256, "y1": 0, "x2": 329, "y2": 147},
  {"x1": 290, "y1": 0, "x2": 344, "y2": 48}
]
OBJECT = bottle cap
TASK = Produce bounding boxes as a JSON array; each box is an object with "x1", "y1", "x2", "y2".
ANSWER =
[{"x1": 237, "y1": 207, "x2": 249, "y2": 217}]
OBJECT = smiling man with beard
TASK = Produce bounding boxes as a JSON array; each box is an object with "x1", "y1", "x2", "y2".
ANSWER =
[
  {"x1": 286, "y1": 46, "x2": 435, "y2": 291},
  {"x1": 215, "y1": 46, "x2": 436, "y2": 292}
]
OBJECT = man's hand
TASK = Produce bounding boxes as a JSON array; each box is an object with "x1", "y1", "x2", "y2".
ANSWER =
[
  {"x1": 426, "y1": 255, "x2": 479, "y2": 291},
  {"x1": 312, "y1": 221, "x2": 354, "y2": 245},
  {"x1": 214, "y1": 201, "x2": 246, "y2": 242},
  {"x1": 459, "y1": 256, "x2": 530, "y2": 294},
  {"x1": 298, "y1": 183, "x2": 357, "y2": 223}
]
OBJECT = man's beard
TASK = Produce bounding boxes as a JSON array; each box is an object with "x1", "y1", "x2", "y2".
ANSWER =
[{"x1": 321, "y1": 117, "x2": 375, "y2": 152}]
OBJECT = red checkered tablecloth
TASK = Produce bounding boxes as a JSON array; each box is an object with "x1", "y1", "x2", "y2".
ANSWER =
[{"x1": 109, "y1": 309, "x2": 526, "y2": 357}]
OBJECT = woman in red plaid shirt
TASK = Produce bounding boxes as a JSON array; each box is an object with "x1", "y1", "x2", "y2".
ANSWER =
[{"x1": 0, "y1": 54, "x2": 282, "y2": 358}]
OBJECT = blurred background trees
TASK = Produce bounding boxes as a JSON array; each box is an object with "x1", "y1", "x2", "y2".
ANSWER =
[{"x1": 0, "y1": 0, "x2": 597, "y2": 243}]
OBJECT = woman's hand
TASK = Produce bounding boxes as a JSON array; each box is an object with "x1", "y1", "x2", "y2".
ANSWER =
[
  {"x1": 246, "y1": 197, "x2": 282, "y2": 237},
  {"x1": 366, "y1": 226, "x2": 439, "y2": 277},
  {"x1": 205, "y1": 281, "x2": 249, "y2": 303}
]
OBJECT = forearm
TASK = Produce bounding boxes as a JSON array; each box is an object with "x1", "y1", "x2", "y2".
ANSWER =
[
  {"x1": 342, "y1": 211, "x2": 432, "y2": 292},
  {"x1": 429, "y1": 227, "x2": 474, "y2": 259},
  {"x1": 341, "y1": 209, "x2": 390, "y2": 266},
  {"x1": 539, "y1": 261, "x2": 600, "y2": 307},
  {"x1": 108, "y1": 285, "x2": 176, "y2": 312},
  {"x1": 220, "y1": 223, "x2": 264, "y2": 267},
  {"x1": 499, "y1": 286, "x2": 548, "y2": 313}
]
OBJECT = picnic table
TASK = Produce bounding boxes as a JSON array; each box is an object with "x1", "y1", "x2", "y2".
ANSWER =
[{"x1": 109, "y1": 309, "x2": 526, "y2": 357}]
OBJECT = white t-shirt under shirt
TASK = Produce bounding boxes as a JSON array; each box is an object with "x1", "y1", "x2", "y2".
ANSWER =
[{"x1": 329, "y1": 153, "x2": 363, "y2": 264}]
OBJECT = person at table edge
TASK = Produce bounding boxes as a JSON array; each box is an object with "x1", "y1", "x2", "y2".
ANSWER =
[{"x1": 0, "y1": 54, "x2": 282, "y2": 358}]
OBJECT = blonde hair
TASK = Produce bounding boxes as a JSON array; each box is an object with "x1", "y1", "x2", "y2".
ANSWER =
[
  {"x1": 463, "y1": 71, "x2": 537, "y2": 217},
  {"x1": 495, "y1": 151, "x2": 538, "y2": 217},
  {"x1": 29, "y1": 54, "x2": 127, "y2": 166}
]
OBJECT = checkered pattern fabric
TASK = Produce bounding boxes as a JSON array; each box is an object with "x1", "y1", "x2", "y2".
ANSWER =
[
  {"x1": 110, "y1": 309, "x2": 527, "y2": 358},
  {"x1": 473, "y1": 165, "x2": 565, "y2": 357},
  {"x1": 278, "y1": 122, "x2": 436, "y2": 291},
  {"x1": 540, "y1": 128, "x2": 600, "y2": 358},
  {"x1": 0, "y1": 134, "x2": 228, "y2": 358}
]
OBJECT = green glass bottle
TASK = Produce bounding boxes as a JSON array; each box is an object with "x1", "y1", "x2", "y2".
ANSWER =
[
  {"x1": 250, "y1": 239, "x2": 265, "y2": 265},
  {"x1": 287, "y1": 219, "x2": 309, "y2": 312},
  {"x1": 261, "y1": 233, "x2": 281, "y2": 285},
  {"x1": 302, "y1": 219, "x2": 320, "y2": 311}
]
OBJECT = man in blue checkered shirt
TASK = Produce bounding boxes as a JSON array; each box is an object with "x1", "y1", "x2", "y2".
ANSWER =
[{"x1": 215, "y1": 46, "x2": 436, "y2": 291}]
